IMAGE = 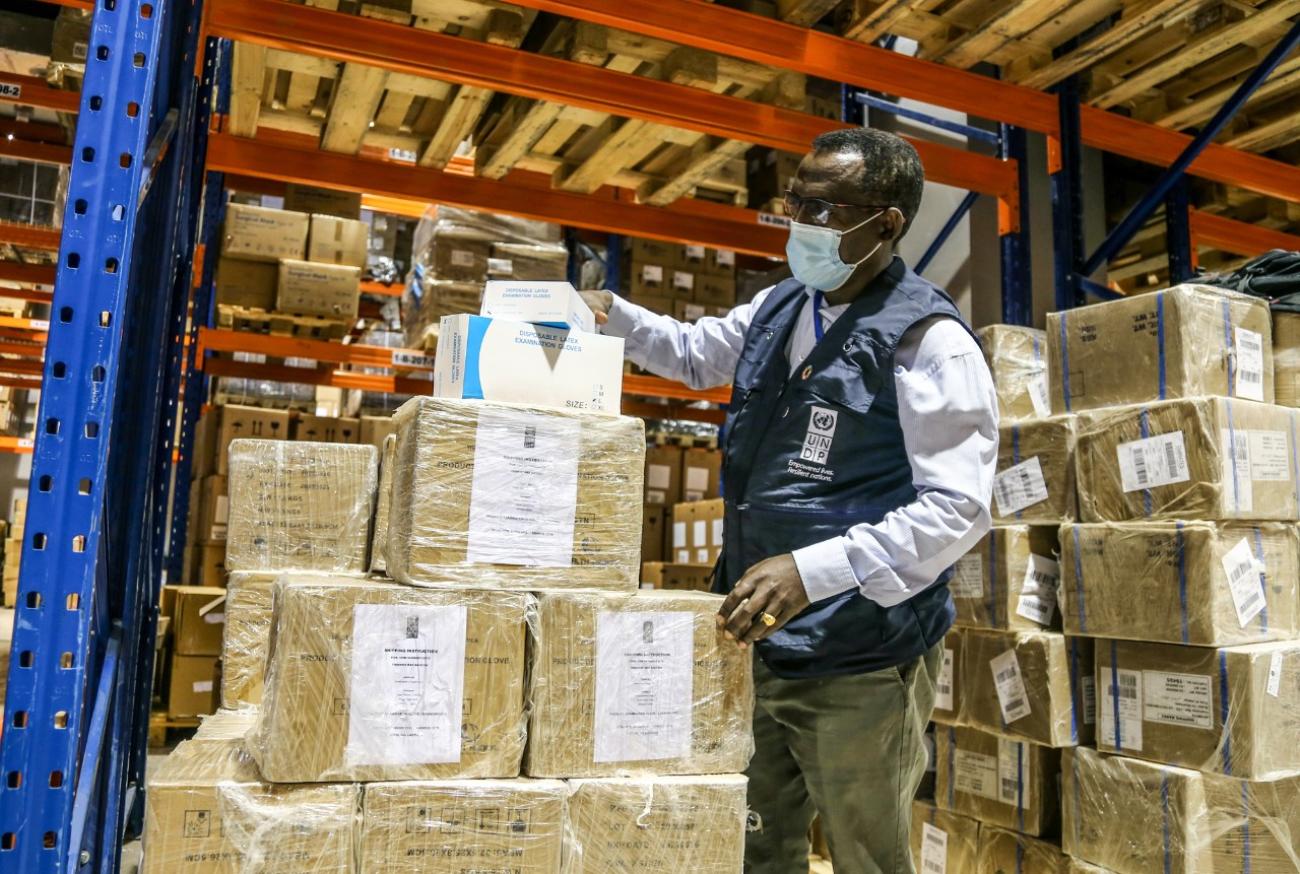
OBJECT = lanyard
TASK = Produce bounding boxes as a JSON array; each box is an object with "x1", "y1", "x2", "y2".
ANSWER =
[{"x1": 812, "y1": 290, "x2": 826, "y2": 343}]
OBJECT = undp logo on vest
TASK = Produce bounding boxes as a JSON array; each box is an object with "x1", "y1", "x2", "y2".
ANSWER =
[{"x1": 800, "y1": 406, "x2": 838, "y2": 464}]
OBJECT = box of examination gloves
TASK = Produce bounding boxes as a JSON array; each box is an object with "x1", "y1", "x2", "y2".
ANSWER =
[{"x1": 479, "y1": 279, "x2": 596, "y2": 332}]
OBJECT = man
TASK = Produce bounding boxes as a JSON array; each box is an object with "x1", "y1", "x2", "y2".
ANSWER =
[{"x1": 582, "y1": 128, "x2": 998, "y2": 873}]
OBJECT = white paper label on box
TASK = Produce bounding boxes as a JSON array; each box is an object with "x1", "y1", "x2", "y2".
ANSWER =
[
  {"x1": 1099, "y1": 668, "x2": 1143, "y2": 751},
  {"x1": 684, "y1": 245, "x2": 705, "y2": 261},
  {"x1": 642, "y1": 265, "x2": 664, "y2": 283},
  {"x1": 951, "y1": 555, "x2": 983, "y2": 599},
  {"x1": 936, "y1": 649, "x2": 954, "y2": 711},
  {"x1": 1081, "y1": 675, "x2": 1097, "y2": 725},
  {"x1": 1118, "y1": 432, "x2": 1190, "y2": 492},
  {"x1": 685, "y1": 466, "x2": 710, "y2": 493},
  {"x1": 214, "y1": 495, "x2": 229, "y2": 525},
  {"x1": 675, "y1": 549, "x2": 691, "y2": 563},
  {"x1": 467, "y1": 410, "x2": 580, "y2": 567},
  {"x1": 1142, "y1": 670, "x2": 1213, "y2": 730},
  {"x1": 920, "y1": 823, "x2": 947, "y2": 874},
  {"x1": 685, "y1": 491, "x2": 704, "y2": 502},
  {"x1": 1249, "y1": 430, "x2": 1291, "y2": 481},
  {"x1": 1222, "y1": 537, "x2": 1266, "y2": 627},
  {"x1": 990, "y1": 649, "x2": 1031, "y2": 723},
  {"x1": 992, "y1": 456, "x2": 1049, "y2": 515},
  {"x1": 346, "y1": 603, "x2": 467, "y2": 766},
  {"x1": 693, "y1": 520, "x2": 706, "y2": 547},
  {"x1": 1268, "y1": 651, "x2": 1284, "y2": 698},
  {"x1": 1235, "y1": 327, "x2": 1265, "y2": 401},
  {"x1": 594, "y1": 610, "x2": 694, "y2": 763},
  {"x1": 953, "y1": 750, "x2": 999, "y2": 801},
  {"x1": 1027, "y1": 371, "x2": 1051, "y2": 419},
  {"x1": 711, "y1": 519, "x2": 723, "y2": 546},
  {"x1": 1016, "y1": 554, "x2": 1059, "y2": 626},
  {"x1": 997, "y1": 739, "x2": 1030, "y2": 807},
  {"x1": 1220, "y1": 429, "x2": 1254, "y2": 513},
  {"x1": 672, "y1": 522, "x2": 686, "y2": 549},
  {"x1": 202, "y1": 612, "x2": 226, "y2": 625},
  {"x1": 717, "y1": 249, "x2": 736, "y2": 268},
  {"x1": 696, "y1": 548, "x2": 710, "y2": 563},
  {"x1": 673, "y1": 272, "x2": 695, "y2": 291},
  {"x1": 487, "y1": 258, "x2": 514, "y2": 275},
  {"x1": 647, "y1": 463, "x2": 672, "y2": 491},
  {"x1": 450, "y1": 250, "x2": 477, "y2": 268},
  {"x1": 647, "y1": 492, "x2": 666, "y2": 505},
  {"x1": 192, "y1": 680, "x2": 213, "y2": 693}
]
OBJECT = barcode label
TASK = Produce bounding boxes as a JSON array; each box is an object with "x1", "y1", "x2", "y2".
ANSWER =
[
  {"x1": 391, "y1": 350, "x2": 434, "y2": 369},
  {"x1": 1268, "y1": 651, "x2": 1284, "y2": 698},
  {"x1": 920, "y1": 823, "x2": 947, "y2": 874},
  {"x1": 950, "y1": 554, "x2": 983, "y2": 599},
  {"x1": 1117, "y1": 673, "x2": 1139, "y2": 699},
  {"x1": 1235, "y1": 327, "x2": 1265, "y2": 401},
  {"x1": 936, "y1": 649, "x2": 954, "y2": 712},
  {"x1": 993, "y1": 456, "x2": 1049, "y2": 516},
  {"x1": 1118, "y1": 432, "x2": 1190, "y2": 492},
  {"x1": 1016, "y1": 554, "x2": 1059, "y2": 626},
  {"x1": 1099, "y1": 668, "x2": 1143, "y2": 750},
  {"x1": 990, "y1": 649, "x2": 1031, "y2": 723},
  {"x1": 1220, "y1": 429, "x2": 1255, "y2": 513},
  {"x1": 997, "y1": 738, "x2": 1032, "y2": 807},
  {"x1": 1081, "y1": 675, "x2": 1096, "y2": 725},
  {"x1": 1027, "y1": 370, "x2": 1051, "y2": 418},
  {"x1": 1221, "y1": 537, "x2": 1266, "y2": 627}
]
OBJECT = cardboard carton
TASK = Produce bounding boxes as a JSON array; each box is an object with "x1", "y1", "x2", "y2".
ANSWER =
[
  {"x1": 214, "y1": 257, "x2": 278, "y2": 310},
  {"x1": 952, "y1": 525, "x2": 1061, "y2": 631},
  {"x1": 910, "y1": 800, "x2": 980, "y2": 874},
  {"x1": 640, "y1": 562, "x2": 714, "y2": 591},
  {"x1": 1273, "y1": 311, "x2": 1300, "y2": 408},
  {"x1": 251, "y1": 576, "x2": 530, "y2": 782},
  {"x1": 976, "y1": 324, "x2": 1051, "y2": 422},
  {"x1": 221, "y1": 203, "x2": 309, "y2": 263},
  {"x1": 433, "y1": 235, "x2": 493, "y2": 283},
  {"x1": 671, "y1": 499, "x2": 724, "y2": 566},
  {"x1": 1203, "y1": 771, "x2": 1300, "y2": 872},
  {"x1": 225, "y1": 439, "x2": 378, "y2": 574},
  {"x1": 188, "y1": 543, "x2": 226, "y2": 588},
  {"x1": 307, "y1": 214, "x2": 369, "y2": 268},
  {"x1": 283, "y1": 183, "x2": 362, "y2": 219},
  {"x1": 488, "y1": 242, "x2": 569, "y2": 282},
  {"x1": 670, "y1": 269, "x2": 697, "y2": 299},
  {"x1": 1075, "y1": 397, "x2": 1299, "y2": 522},
  {"x1": 525, "y1": 590, "x2": 753, "y2": 778},
  {"x1": 386, "y1": 397, "x2": 644, "y2": 590},
  {"x1": 642, "y1": 503, "x2": 666, "y2": 564},
  {"x1": 628, "y1": 261, "x2": 673, "y2": 298},
  {"x1": 1047, "y1": 284, "x2": 1273, "y2": 414},
  {"x1": 164, "y1": 586, "x2": 228, "y2": 656},
  {"x1": 977, "y1": 826, "x2": 1068, "y2": 874},
  {"x1": 705, "y1": 248, "x2": 736, "y2": 276},
  {"x1": 993, "y1": 416, "x2": 1077, "y2": 523},
  {"x1": 934, "y1": 627, "x2": 964, "y2": 725},
  {"x1": 934, "y1": 725, "x2": 1059, "y2": 837},
  {"x1": 194, "y1": 404, "x2": 291, "y2": 477},
  {"x1": 276, "y1": 259, "x2": 360, "y2": 320},
  {"x1": 673, "y1": 300, "x2": 709, "y2": 323},
  {"x1": 644, "y1": 444, "x2": 684, "y2": 506},
  {"x1": 629, "y1": 238, "x2": 679, "y2": 264},
  {"x1": 167, "y1": 653, "x2": 219, "y2": 719},
  {"x1": 695, "y1": 273, "x2": 737, "y2": 308},
  {"x1": 1060, "y1": 522, "x2": 1300, "y2": 646},
  {"x1": 220, "y1": 573, "x2": 275, "y2": 710},
  {"x1": 370, "y1": 433, "x2": 396, "y2": 574},
  {"x1": 681, "y1": 447, "x2": 722, "y2": 502},
  {"x1": 192, "y1": 474, "x2": 229, "y2": 544},
  {"x1": 359, "y1": 415, "x2": 396, "y2": 450},
  {"x1": 293, "y1": 414, "x2": 360, "y2": 443},
  {"x1": 563, "y1": 776, "x2": 747, "y2": 874},
  {"x1": 480, "y1": 280, "x2": 595, "y2": 332}
]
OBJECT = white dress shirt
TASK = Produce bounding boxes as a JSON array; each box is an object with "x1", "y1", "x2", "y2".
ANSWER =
[{"x1": 603, "y1": 280, "x2": 999, "y2": 608}]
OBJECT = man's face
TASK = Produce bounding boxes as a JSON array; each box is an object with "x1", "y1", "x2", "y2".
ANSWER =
[{"x1": 787, "y1": 149, "x2": 902, "y2": 264}]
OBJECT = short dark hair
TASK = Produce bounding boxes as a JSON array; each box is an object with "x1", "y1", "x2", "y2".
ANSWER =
[{"x1": 811, "y1": 128, "x2": 925, "y2": 237}]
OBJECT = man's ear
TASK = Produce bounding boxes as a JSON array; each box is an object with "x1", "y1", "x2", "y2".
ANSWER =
[{"x1": 882, "y1": 207, "x2": 906, "y2": 242}]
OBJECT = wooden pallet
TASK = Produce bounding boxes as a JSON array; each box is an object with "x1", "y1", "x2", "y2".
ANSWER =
[
  {"x1": 147, "y1": 711, "x2": 201, "y2": 749},
  {"x1": 216, "y1": 304, "x2": 353, "y2": 339}
]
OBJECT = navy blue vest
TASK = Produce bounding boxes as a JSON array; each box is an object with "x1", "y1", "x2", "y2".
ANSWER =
[{"x1": 717, "y1": 259, "x2": 967, "y2": 679}]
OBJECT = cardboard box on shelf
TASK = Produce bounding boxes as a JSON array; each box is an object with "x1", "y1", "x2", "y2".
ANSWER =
[
  {"x1": 167, "y1": 653, "x2": 219, "y2": 719},
  {"x1": 276, "y1": 259, "x2": 361, "y2": 320},
  {"x1": 386, "y1": 397, "x2": 644, "y2": 590},
  {"x1": 433, "y1": 315, "x2": 624, "y2": 414},
  {"x1": 640, "y1": 562, "x2": 714, "y2": 591},
  {"x1": 1060, "y1": 521, "x2": 1299, "y2": 646},
  {"x1": 526, "y1": 589, "x2": 753, "y2": 778},
  {"x1": 673, "y1": 300, "x2": 709, "y2": 323},
  {"x1": 163, "y1": 585, "x2": 228, "y2": 657},
  {"x1": 307, "y1": 214, "x2": 369, "y2": 268},
  {"x1": 910, "y1": 800, "x2": 980, "y2": 874},
  {"x1": 189, "y1": 543, "x2": 226, "y2": 588},
  {"x1": 695, "y1": 273, "x2": 737, "y2": 308},
  {"x1": 645, "y1": 444, "x2": 684, "y2": 506},
  {"x1": 670, "y1": 269, "x2": 697, "y2": 299},
  {"x1": 220, "y1": 573, "x2": 275, "y2": 709},
  {"x1": 283, "y1": 183, "x2": 362, "y2": 219},
  {"x1": 192, "y1": 474, "x2": 228, "y2": 544},
  {"x1": 195, "y1": 404, "x2": 291, "y2": 477},
  {"x1": 976, "y1": 324, "x2": 1050, "y2": 421},
  {"x1": 993, "y1": 416, "x2": 1077, "y2": 524},
  {"x1": 681, "y1": 447, "x2": 722, "y2": 501},
  {"x1": 679, "y1": 243, "x2": 707, "y2": 270},
  {"x1": 433, "y1": 237, "x2": 493, "y2": 282},
  {"x1": 642, "y1": 503, "x2": 666, "y2": 564},
  {"x1": 1075, "y1": 397, "x2": 1299, "y2": 522},
  {"x1": 293, "y1": 414, "x2": 360, "y2": 443},
  {"x1": 480, "y1": 280, "x2": 595, "y2": 332},
  {"x1": 628, "y1": 292, "x2": 675, "y2": 316},
  {"x1": 221, "y1": 203, "x2": 309, "y2": 263},
  {"x1": 629, "y1": 261, "x2": 671, "y2": 297},
  {"x1": 630, "y1": 238, "x2": 679, "y2": 265},
  {"x1": 359, "y1": 414, "x2": 396, "y2": 450},
  {"x1": 933, "y1": 627, "x2": 963, "y2": 726},
  {"x1": 489, "y1": 241, "x2": 570, "y2": 282},
  {"x1": 1047, "y1": 284, "x2": 1274, "y2": 414},
  {"x1": 953, "y1": 525, "x2": 1061, "y2": 631},
  {"x1": 1273, "y1": 311, "x2": 1300, "y2": 408},
  {"x1": 671, "y1": 498, "x2": 724, "y2": 566},
  {"x1": 934, "y1": 725, "x2": 1059, "y2": 837},
  {"x1": 251, "y1": 576, "x2": 530, "y2": 782},
  {"x1": 705, "y1": 248, "x2": 737, "y2": 276},
  {"x1": 214, "y1": 256, "x2": 278, "y2": 310}
]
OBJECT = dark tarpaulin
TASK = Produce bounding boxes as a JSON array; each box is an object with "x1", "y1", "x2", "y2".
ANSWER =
[{"x1": 1198, "y1": 249, "x2": 1300, "y2": 312}]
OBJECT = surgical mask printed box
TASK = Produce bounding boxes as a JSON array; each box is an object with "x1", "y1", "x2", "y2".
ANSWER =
[
  {"x1": 993, "y1": 416, "x2": 1077, "y2": 524},
  {"x1": 249, "y1": 576, "x2": 530, "y2": 783},
  {"x1": 910, "y1": 801, "x2": 979, "y2": 874},
  {"x1": 220, "y1": 203, "x2": 309, "y2": 263},
  {"x1": 951, "y1": 525, "x2": 1061, "y2": 632},
  {"x1": 525, "y1": 590, "x2": 754, "y2": 779},
  {"x1": 433, "y1": 314, "x2": 623, "y2": 415},
  {"x1": 934, "y1": 725, "x2": 1059, "y2": 837},
  {"x1": 480, "y1": 280, "x2": 596, "y2": 332}
]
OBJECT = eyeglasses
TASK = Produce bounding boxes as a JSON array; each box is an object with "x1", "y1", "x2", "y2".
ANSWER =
[{"x1": 784, "y1": 190, "x2": 889, "y2": 226}]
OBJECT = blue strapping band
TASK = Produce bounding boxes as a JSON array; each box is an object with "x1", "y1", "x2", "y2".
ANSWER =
[
  {"x1": 1219, "y1": 651, "x2": 1232, "y2": 775},
  {"x1": 1068, "y1": 637, "x2": 1080, "y2": 743},
  {"x1": 1016, "y1": 742, "x2": 1025, "y2": 833},
  {"x1": 1161, "y1": 775, "x2": 1172, "y2": 874},
  {"x1": 1157, "y1": 292, "x2": 1167, "y2": 399},
  {"x1": 1222, "y1": 298, "x2": 1235, "y2": 396},
  {"x1": 1072, "y1": 527, "x2": 1087, "y2": 634},
  {"x1": 1176, "y1": 522, "x2": 1189, "y2": 644},
  {"x1": 1071, "y1": 753, "x2": 1082, "y2": 852},
  {"x1": 1251, "y1": 527, "x2": 1268, "y2": 633},
  {"x1": 1242, "y1": 779, "x2": 1252, "y2": 874},
  {"x1": 947, "y1": 727, "x2": 956, "y2": 808},
  {"x1": 989, "y1": 531, "x2": 999, "y2": 628},
  {"x1": 1290, "y1": 411, "x2": 1299, "y2": 510},
  {"x1": 1016, "y1": 840, "x2": 1024, "y2": 874},
  {"x1": 1110, "y1": 639, "x2": 1122, "y2": 751},
  {"x1": 1140, "y1": 409, "x2": 1153, "y2": 517},
  {"x1": 1060, "y1": 313, "x2": 1072, "y2": 412},
  {"x1": 1227, "y1": 400, "x2": 1242, "y2": 514},
  {"x1": 1012, "y1": 426, "x2": 1023, "y2": 521}
]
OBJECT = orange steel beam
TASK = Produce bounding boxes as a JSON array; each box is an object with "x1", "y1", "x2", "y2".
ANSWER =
[
  {"x1": 197, "y1": 327, "x2": 433, "y2": 370},
  {"x1": 0, "y1": 118, "x2": 68, "y2": 145},
  {"x1": 360, "y1": 280, "x2": 403, "y2": 298},
  {"x1": 508, "y1": 0, "x2": 1300, "y2": 206},
  {"x1": 621, "y1": 399, "x2": 727, "y2": 425},
  {"x1": 0, "y1": 286, "x2": 56, "y2": 305},
  {"x1": 0, "y1": 223, "x2": 62, "y2": 251},
  {"x1": 0, "y1": 358, "x2": 46, "y2": 376},
  {"x1": 205, "y1": 0, "x2": 1016, "y2": 200},
  {"x1": 0, "y1": 262, "x2": 57, "y2": 288},
  {"x1": 1188, "y1": 209, "x2": 1300, "y2": 257},
  {"x1": 0, "y1": 317, "x2": 50, "y2": 342},
  {"x1": 0, "y1": 341, "x2": 44, "y2": 359},
  {"x1": 208, "y1": 132, "x2": 791, "y2": 256},
  {"x1": 36, "y1": 0, "x2": 94, "y2": 9},
  {"x1": 201, "y1": 356, "x2": 435, "y2": 395},
  {"x1": 0, "y1": 137, "x2": 74, "y2": 167},
  {"x1": 0, "y1": 74, "x2": 81, "y2": 115},
  {"x1": 0, "y1": 436, "x2": 35, "y2": 453},
  {"x1": 623, "y1": 374, "x2": 732, "y2": 405}
]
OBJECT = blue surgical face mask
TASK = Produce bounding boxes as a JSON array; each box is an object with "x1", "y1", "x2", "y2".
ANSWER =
[{"x1": 785, "y1": 211, "x2": 884, "y2": 292}]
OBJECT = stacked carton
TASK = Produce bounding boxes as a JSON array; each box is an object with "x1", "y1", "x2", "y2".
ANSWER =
[
  {"x1": 625, "y1": 237, "x2": 738, "y2": 320},
  {"x1": 2, "y1": 498, "x2": 24, "y2": 607}
]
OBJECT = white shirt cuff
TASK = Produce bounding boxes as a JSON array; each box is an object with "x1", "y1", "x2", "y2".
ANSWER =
[
  {"x1": 602, "y1": 294, "x2": 641, "y2": 338},
  {"x1": 792, "y1": 538, "x2": 860, "y2": 603}
]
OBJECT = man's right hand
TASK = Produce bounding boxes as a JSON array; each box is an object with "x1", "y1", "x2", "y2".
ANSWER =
[{"x1": 580, "y1": 289, "x2": 614, "y2": 326}]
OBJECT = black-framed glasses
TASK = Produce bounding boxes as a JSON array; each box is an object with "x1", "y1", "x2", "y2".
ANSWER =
[{"x1": 784, "y1": 190, "x2": 889, "y2": 226}]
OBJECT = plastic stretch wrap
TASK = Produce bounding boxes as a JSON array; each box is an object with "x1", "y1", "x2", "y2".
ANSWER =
[
  {"x1": 1061, "y1": 522, "x2": 1300, "y2": 646},
  {"x1": 961, "y1": 629, "x2": 1094, "y2": 748},
  {"x1": 993, "y1": 416, "x2": 1077, "y2": 524},
  {"x1": 952, "y1": 525, "x2": 1061, "y2": 631},
  {"x1": 387, "y1": 397, "x2": 645, "y2": 590},
  {"x1": 562, "y1": 775, "x2": 747, "y2": 874},
  {"x1": 400, "y1": 277, "x2": 481, "y2": 347},
  {"x1": 225, "y1": 440, "x2": 378, "y2": 574},
  {"x1": 1047, "y1": 284, "x2": 1274, "y2": 415},
  {"x1": 525, "y1": 590, "x2": 754, "y2": 778},
  {"x1": 934, "y1": 724, "x2": 1059, "y2": 837},
  {"x1": 250, "y1": 575, "x2": 530, "y2": 783},
  {"x1": 977, "y1": 324, "x2": 1050, "y2": 422},
  {"x1": 220, "y1": 573, "x2": 277, "y2": 709},
  {"x1": 910, "y1": 800, "x2": 979, "y2": 874},
  {"x1": 977, "y1": 825, "x2": 1069, "y2": 874},
  {"x1": 143, "y1": 738, "x2": 359, "y2": 874},
  {"x1": 193, "y1": 708, "x2": 259, "y2": 741},
  {"x1": 1066, "y1": 861, "x2": 1117, "y2": 874},
  {"x1": 1274, "y1": 312, "x2": 1300, "y2": 408},
  {"x1": 1095, "y1": 638, "x2": 1300, "y2": 779},
  {"x1": 347, "y1": 327, "x2": 421, "y2": 415},
  {"x1": 1075, "y1": 397, "x2": 1300, "y2": 522},
  {"x1": 369, "y1": 433, "x2": 396, "y2": 575},
  {"x1": 359, "y1": 779, "x2": 567, "y2": 873}
]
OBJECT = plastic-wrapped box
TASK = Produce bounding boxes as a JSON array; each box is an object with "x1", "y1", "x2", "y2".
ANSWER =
[
  {"x1": 1061, "y1": 522, "x2": 1300, "y2": 646},
  {"x1": 993, "y1": 416, "x2": 1077, "y2": 523},
  {"x1": 1075, "y1": 397, "x2": 1299, "y2": 522},
  {"x1": 910, "y1": 800, "x2": 979, "y2": 874},
  {"x1": 961, "y1": 629, "x2": 1094, "y2": 748},
  {"x1": 1274, "y1": 311, "x2": 1300, "y2": 408},
  {"x1": 193, "y1": 707, "x2": 258, "y2": 741},
  {"x1": 1203, "y1": 771, "x2": 1300, "y2": 872},
  {"x1": 952, "y1": 525, "x2": 1061, "y2": 631},
  {"x1": 1062, "y1": 746, "x2": 1210, "y2": 874},
  {"x1": 219, "y1": 573, "x2": 276, "y2": 709},
  {"x1": 359, "y1": 779, "x2": 566, "y2": 872},
  {"x1": 933, "y1": 627, "x2": 963, "y2": 726},
  {"x1": 225, "y1": 439, "x2": 378, "y2": 574},
  {"x1": 525, "y1": 590, "x2": 754, "y2": 778},
  {"x1": 563, "y1": 775, "x2": 747, "y2": 874},
  {"x1": 1096, "y1": 638, "x2": 1300, "y2": 778},
  {"x1": 1067, "y1": 861, "x2": 1118, "y2": 874},
  {"x1": 976, "y1": 324, "x2": 1050, "y2": 421},
  {"x1": 387, "y1": 397, "x2": 644, "y2": 590},
  {"x1": 978, "y1": 825, "x2": 1069, "y2": 873},
  {"x1": 250, "y1": 576, "x2": 530, "y2": 783},
  {"x1": 142, "y1": 738, "x2": 358, "y2": 874},
  {"x1": 369, "y1": 433, "x2": 396, "y2": 575},
  {"x1": 1047, "y1": 284, "x2": 1274, "y2": 414},
  {"x1": 934, "y1": 725, "x2": 1059, "y2": 837}
]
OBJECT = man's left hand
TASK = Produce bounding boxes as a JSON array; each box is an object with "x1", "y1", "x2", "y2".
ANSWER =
[{"x1": 716, "y1": 554, "x2": 812, "y2": 648}]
